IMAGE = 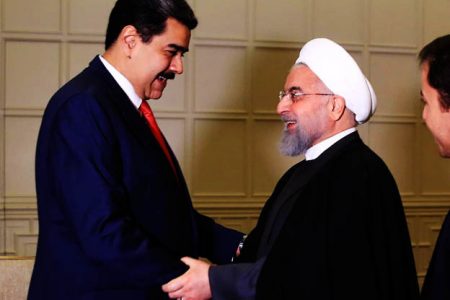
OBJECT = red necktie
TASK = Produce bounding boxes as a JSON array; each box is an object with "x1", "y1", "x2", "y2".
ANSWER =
[{"x1": 139, "y1": 100, "x2": 177, "y2": 177}]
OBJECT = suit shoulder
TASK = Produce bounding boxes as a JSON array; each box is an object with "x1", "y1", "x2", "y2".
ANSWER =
[
  {"x1": 52, "y1": 67, "x2": 107, "y2": 102},
  {"x1": 44, "y1": 67, "x2": 113, "y2": 119}
]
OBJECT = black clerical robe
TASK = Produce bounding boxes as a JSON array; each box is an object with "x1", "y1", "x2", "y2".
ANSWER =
[
  {"x1": 421, "y1": 211, "x2": 450, "y2": 300},
  {"x1": 210, "y1": 132, "x2": 419, "y2": 300}
]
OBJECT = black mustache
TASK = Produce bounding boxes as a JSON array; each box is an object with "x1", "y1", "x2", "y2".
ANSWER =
[{"x1": 158, "y1": 72, "x2": 175, "y2": 80}]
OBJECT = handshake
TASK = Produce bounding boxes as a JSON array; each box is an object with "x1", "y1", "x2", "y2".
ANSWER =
[{"x1": 162, "y1": 257, "x2": 212, "y2": 300}]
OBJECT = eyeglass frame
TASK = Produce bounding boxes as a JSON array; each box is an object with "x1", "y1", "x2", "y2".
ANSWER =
[{"x1": 278, "y1": 90, "x2": 334, "y2": 103}]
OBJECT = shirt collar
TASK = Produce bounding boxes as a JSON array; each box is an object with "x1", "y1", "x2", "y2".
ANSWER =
[
  {"x1": 305, "y1": 127, "x2": 356, "y2": 161},
  {"x1": 99, "y1": 55, "x2": 142, "y2": 109}
]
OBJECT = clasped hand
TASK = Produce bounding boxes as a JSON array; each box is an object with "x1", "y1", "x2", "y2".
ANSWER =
[{"x1": 162, "y1": 257, "x2": 212, "y2": 300}]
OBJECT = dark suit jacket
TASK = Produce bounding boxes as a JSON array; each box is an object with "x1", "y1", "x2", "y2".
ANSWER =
[
  {"x1": 210, "y1": 132, "x2": 419, "y2": 300},
  {"x1": 28, "y1": 56, "x2": 242, "y2": 300},
  {"x1": 421, "y1": 210, "x2": 450, "y2": 300}
]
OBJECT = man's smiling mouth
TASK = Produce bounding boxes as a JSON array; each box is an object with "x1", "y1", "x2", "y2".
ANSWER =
[
  {"x1": 157, "y1": 72, "x2": 175, "y2": 81},
  {"x1": 281, "y1": 115, "x2": 297, "y2": 129}
]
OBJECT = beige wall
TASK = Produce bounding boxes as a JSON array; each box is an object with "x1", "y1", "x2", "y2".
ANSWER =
[{"x1": 1, "y1": 0, "x2": 450, "y2": 286}]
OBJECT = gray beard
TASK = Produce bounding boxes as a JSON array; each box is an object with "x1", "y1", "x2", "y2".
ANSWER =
[{"x1": 279, "y1": 126, "x2": 313, "y2": 156}]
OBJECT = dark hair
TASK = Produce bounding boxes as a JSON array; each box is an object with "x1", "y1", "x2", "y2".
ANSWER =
[
  {"x1": 105, "y1": 0, "x2": 198, "y2": 50},
  {"x1": 419, "y1": 34, "x2": 450, "y2": 110}
]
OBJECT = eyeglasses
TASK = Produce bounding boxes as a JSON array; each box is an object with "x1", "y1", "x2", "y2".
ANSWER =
[{"x1": 278, "y1": 90, "x2": 334, "y2": 103}]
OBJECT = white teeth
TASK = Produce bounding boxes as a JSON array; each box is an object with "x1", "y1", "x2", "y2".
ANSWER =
[
  {"x1": 158, "y1": 75, "x2": 167, "y2": 81},
  {"x1": 285, "y1": 121, "x2": 297, "y2": 128}
]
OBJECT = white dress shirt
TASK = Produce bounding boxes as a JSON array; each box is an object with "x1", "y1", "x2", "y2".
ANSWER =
[
  {"x1": 99, "y1": 55, "x2": 142, "y2": 109},
  {"x1": 305, "y1": 127, "x2": 356, "y2": 161}
]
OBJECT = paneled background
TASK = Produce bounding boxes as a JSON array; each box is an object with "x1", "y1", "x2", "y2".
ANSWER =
[{"x1": 1, "y1": 0, "x2": 450, "y2": 287}]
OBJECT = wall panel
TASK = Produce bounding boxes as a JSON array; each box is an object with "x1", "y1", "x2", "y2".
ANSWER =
[
  {"x1": 370, "y1": 52, "x2": 420, "y2": 117},
  {"x1": 252, "y1": 47, "x2": 298, "y2": 113},
  {"x1": 312, "y1": 0, "x2": 365, "y2": 44},
  {"x1": 254, "y1": 0, "x2": 309, "y2": 42},
  {"x1": 193, "y1": 119, "x2": 246, "y2": 196},
  {"x1": 194, "y1": 0, "x2": 248, "y2": 40},
  {"x1": 423, "y1": 0, "x2": 450, "y2": 44},
  {"x1": 420, "y1": 125, "x2": 450, "y2": 195},
  {"x1": 369, "y1": 0, "x2": 418, "y2": 47},
  {"x1": 3, "y1": 0, "x2": 61, "y2": 33},
  {"x1": 5, "y1": 218, "x2": 37, "y2": 256},
  {"x1": 5, "y1": 117, "x2": 40, "y2": 197},
  {"x1": 369, "y1": 122, "x2": 416, "y2": 194},
  {"x1": 68, "y1": 0, "x2": 115, "y2": 35},
  {"x1": 0, "y1": 217, "x2": 4, "y2": 255},
  {"x1": 194, "y1": 45, "x2": 248, "y2": 113},
  {"x1": 5, "y1": 41, "x2": 60, "y2": 109}
]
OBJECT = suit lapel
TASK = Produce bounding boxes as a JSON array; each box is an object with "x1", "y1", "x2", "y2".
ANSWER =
[
  {"x1": 88, "y1": 57, "x2": 151, "y2": 146},
  {"x1": 88, "y1": 57, "x2": 179, "y2": 182},
  {"x1": 88, "y1": 57, "x2": 194, "y2": 252}
]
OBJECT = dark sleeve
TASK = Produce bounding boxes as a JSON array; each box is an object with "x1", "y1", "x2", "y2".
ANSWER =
[
  {"x1": 421, "y1": 211, "x2": 450, "y2": 300},
  {"x1": 209, "y1": 257, "x2": 266, "y2": 300},
  {"x1": 48, "y1": 94, "x2": 187, "y2": 287},
  {"x1": 194, "y1": 211, "x2": 244, "y2": 264}
]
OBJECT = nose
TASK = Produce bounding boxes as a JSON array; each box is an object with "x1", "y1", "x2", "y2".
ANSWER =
[
  {"x1": 169, "y1": 54, "x2": 183, "y2": 74},
  {"x1": 277, "y1": 97, "x2": 290, "y2": 115}
]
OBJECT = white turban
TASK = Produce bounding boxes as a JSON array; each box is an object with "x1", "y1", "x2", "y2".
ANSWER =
[{"x1": 295, "y1": 38, "x2": 377, "y2": 124}]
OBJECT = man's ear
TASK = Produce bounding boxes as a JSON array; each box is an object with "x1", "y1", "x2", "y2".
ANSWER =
[
  {"x1": 328, "y1": 96, "x2": 346, "y2": 121},
  {"x1": 120, "y1": 25, "x2": 138, "y2": 58}
]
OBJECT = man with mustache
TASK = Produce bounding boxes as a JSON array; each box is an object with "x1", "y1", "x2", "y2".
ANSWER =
[
  {"x1": 28, "y1": 0, "x2": 243, "y2": 299},
  {"x1": 418, "y1": 34, "x2": 450, "y2": 300},
  {"x1": 163, "y1": 38, "x2": 419, "y2": 300}
]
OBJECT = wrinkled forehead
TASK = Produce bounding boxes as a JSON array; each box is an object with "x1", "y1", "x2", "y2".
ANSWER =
[{"x1": 284, "y1": 63, "x2": 329, "y2": 91}]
